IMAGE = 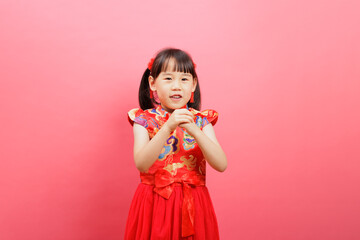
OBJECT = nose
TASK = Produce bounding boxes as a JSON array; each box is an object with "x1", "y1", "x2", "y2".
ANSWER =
[{"x1": 171, "y1": 79, "x2": 181, "y2": 90}]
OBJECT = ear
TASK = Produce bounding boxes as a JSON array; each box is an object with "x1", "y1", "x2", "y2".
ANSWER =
[
  {"x1": 192, "y1": 77, "x2": 198, "y2": 92},
  {"x1": 149, "y1": 76, "x2": 156, "y2": 91}
]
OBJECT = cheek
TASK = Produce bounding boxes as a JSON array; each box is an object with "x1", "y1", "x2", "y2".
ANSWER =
[
  {"x1": 184, "y1": 85, "x2": 193, "y2": 93},
  {"x1": 155, "y1": 87, "x2": 167, "y2": 98}
]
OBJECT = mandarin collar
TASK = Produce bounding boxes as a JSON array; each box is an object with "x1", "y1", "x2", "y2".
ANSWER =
[{"x1": 156, "y1": 104, "x2": 189, "y2": 117}]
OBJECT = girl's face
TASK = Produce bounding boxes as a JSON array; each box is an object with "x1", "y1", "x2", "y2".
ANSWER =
[{"x1": 149, "y1": 58, "x2": 197, "y2": 113}]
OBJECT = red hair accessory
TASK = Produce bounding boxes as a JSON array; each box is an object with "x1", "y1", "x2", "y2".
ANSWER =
[{"x1": 148, "y1": 58, "x2": 155, "y2": 70}]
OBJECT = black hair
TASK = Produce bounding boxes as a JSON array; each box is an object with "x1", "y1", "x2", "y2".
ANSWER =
[{"x1": 138, "y1": 47, "x2": 201, "y2": 110}]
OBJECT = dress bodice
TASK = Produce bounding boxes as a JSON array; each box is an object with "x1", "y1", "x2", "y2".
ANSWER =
[{"x1": 127, "y1": 104, "x2": 218, "y2": 179}]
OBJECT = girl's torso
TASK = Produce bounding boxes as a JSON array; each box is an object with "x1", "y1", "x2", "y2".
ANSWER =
[{"x1": 127, "y1": 104, "x2": 218, "y2": 179}]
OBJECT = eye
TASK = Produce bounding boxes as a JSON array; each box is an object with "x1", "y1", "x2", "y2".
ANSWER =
[
  {"x1": 165, "y1": 77, "x2": 172, "y2": 80},
  {"x1": 182, "y1": 78, "x2": 188, "y2": 81}
]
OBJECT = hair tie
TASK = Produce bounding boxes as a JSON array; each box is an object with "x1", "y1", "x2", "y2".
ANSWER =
[
  {"x1": 148, "y1": 58, "x2": 155, "y2": 70},
  {"x1": 147, "y1": 58, "x2": 197, "y2": 70}
]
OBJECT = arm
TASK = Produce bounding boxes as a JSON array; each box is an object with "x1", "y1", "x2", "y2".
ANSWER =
[
  {"x1": 182, "y1": 122, "x2": 227, "y2": 172},
  {"x1": 132, "y1": 123, "x2": 172, "y2": 172}
]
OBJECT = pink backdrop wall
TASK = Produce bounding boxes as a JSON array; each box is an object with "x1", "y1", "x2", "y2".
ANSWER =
[{"x1": 1, "y1": 0, "x2": 359, "y2": 239}]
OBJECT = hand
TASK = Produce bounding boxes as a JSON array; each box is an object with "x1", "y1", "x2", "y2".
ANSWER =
[
  {"x1": 179, "y1": 121, "x2": 199, "y2": 136},
  {"x1": 163, "y1": 109, "x2": 195, "y2": 133}
]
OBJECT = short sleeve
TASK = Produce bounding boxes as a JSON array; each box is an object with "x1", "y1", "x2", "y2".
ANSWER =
[
  {"x1": 201, "y1": 109, "x2": 219, "y2": 128},
  {"x1": 127, "y1": 108, "x2": 148, "y2": 128}
]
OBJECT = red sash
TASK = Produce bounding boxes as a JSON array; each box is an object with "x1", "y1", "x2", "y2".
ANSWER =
[{"x1": 140, "y1": 169, "x2": 205, "y2": 237}]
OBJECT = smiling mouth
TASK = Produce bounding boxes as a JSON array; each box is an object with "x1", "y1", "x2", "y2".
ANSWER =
[{"x1": 170, "y1": 95, "x2": 182, "y2": 99}]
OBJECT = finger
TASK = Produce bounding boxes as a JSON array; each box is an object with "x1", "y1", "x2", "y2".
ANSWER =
[
  {"x1": 177, "y1": 116, "x2": 192, "y2": 124},
  {"x1": 177, "y1": 110, "x2": 194, "y2": 118},
  {"x1": 183, "y1": 115, "x2": 194, "y2": 123},
  {"x1": 176, "y1": 109, "x2": 193, "y2": 115}
]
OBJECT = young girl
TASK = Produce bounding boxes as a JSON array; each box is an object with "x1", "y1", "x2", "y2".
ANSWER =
[{"x1": 125, "y1": 47, "x2": 227, "y2": 240}]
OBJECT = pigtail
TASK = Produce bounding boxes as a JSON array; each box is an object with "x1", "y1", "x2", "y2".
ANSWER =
[{"x1": 139, "y1": 68, "x2": 157, "y2": 110}]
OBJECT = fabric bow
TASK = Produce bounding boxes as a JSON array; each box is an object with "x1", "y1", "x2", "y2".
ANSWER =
[{"x1": 141, "y1": 169, "x2": 205, "y2": 237}]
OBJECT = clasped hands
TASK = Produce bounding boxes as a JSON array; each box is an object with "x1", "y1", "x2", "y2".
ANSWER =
[{"x1": 163, "y1": 109, "x2": 199, "y2": 136}]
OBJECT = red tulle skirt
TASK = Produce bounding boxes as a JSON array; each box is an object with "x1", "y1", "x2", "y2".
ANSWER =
[{"x1": 124, "y1": 183, "x2": 220, "y2": 240}]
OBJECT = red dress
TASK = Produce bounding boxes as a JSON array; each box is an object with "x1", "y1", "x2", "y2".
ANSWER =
[{"x1": 124, "y1": 104, "x2": 220, "y2": 240}]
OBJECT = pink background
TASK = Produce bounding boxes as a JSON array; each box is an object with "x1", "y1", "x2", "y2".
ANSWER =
[{"x1": 1, "y1": 0, "x2": 360, "y2": 239}]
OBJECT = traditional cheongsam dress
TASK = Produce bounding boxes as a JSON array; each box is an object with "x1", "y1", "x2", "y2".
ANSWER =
[{"x1": 124, "y1": 104, "x2": 220, "y2": 240}]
